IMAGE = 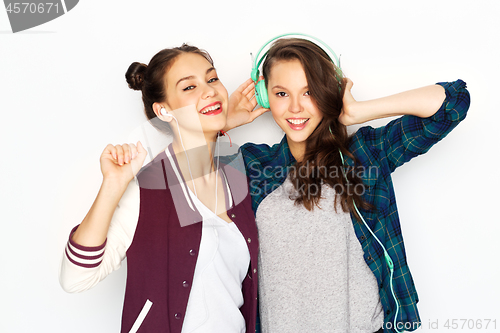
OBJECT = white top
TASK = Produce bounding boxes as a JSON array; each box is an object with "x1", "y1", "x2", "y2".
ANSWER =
[
  {"x1": 182, "y1": 189, "x2": 250, "y2": 333},
  {"x1": 59, "y1": 149, "x2": 250, "y2": 333}
]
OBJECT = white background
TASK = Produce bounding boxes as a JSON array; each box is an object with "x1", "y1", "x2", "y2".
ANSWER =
[{"x1": 1, "y1": 0, "x2": 499, "y2": 332}]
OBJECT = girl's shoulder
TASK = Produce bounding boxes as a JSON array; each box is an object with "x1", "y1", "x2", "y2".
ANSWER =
[{"x1": 240, "y1": 136, "x2": 294, "y2": 168}]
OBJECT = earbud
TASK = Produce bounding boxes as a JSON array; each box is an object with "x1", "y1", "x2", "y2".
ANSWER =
[{"x1": 160, "y1": 107, "x2": 172, "y2": 118}]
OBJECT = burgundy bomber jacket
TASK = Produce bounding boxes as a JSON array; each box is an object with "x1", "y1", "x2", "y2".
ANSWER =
[{"x1": 121, "y1": 145, "x2": 259, "y2": 332}]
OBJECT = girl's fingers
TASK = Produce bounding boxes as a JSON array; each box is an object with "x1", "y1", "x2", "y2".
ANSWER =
[
  {"x1": 104, "y1": 144, "x2": 117, "y2": 160},
  {"x1": 242, "y1": 80, "x2": 255, "y2": 96},
  {"x1": 249, "y1": 107, "x2": 269, "y2": 121},
  {"x1": 249, "y1": 96, "x2": 258, "y2": 108},
  {"x1": 121, "y1": 144, "x2": 131, "y2": 164},
  {"x1": 131, "y1": 141, "x2": 148, "y2": 174},
  {"x1": 137, "y1": 141, "x2": 146, "y2": 154},
  {"x1": 343, "y1": 78, "x2": 353, "y2": 91},
  {"x1": 245, "y1": 88, "x2": 255, "y2": 101},
  {"x1": 115, "y1": 145, "x2": 124, "y2": 166},
  {"x1": 236, "y1": 78, "x2": 254, "y2": 93},
  {"x1": 104, "y1": 142, "x2": 147, "y2": 165},
  {"x1": 129, "y1": 143, "x2": 138, "y2": 160}
]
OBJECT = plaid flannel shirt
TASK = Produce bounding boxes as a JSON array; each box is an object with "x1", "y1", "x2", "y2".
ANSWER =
[{"x1": 241, "y1": 80, "x2": 470, "y2": 333}]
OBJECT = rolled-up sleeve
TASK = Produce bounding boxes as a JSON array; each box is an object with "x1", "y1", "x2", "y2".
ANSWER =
[
  {"x1": 356, "y1": 79, "x2": 470, "y2": 173},
  {"x1": 59, "y1": 180, "x2": 140, "y2": 293}
]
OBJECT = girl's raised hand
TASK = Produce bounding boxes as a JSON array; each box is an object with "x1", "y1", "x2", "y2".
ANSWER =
[
  {"x1": 225, "y1": 77, "x2": 269, "y2": 131},
  {"x1": 100, "y1": 141, "x2": 147, "y2": 184},
  {"x1": 339, "y1": 78, "x2": 360, "y2": 126}
]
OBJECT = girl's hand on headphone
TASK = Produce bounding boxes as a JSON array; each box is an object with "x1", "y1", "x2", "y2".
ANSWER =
[
  {"x1": 225, "y1": 77, "x2": 269, "y2": 131},
  {"x1": 100, "y1": 141, "x2": 147, "y2": 184},
  {"x1": 339, "y1": 78, "x2": 360, "y2": 126}
]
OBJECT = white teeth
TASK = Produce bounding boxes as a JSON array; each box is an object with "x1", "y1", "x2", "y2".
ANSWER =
[
  {"x1": 287, "y1": 118, "x2": 308, "y2": 125},
  {"x1": 201, "y1": 104, "x2": 221, "y2": 114}
]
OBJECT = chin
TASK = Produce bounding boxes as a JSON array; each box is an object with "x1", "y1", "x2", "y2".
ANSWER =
[
  {"x1": 204, "y1": 121, "x2": 226, "y2": 134},
  {"x1": 286, "y1": 132, "x2": 310, "y2": 144}
]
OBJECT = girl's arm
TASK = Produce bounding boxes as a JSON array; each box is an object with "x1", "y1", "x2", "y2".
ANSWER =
[
  {"x1": 71, "y1": 143, "x2": 146, "y2": 246},
  {"x1": 347, "y1": 79, "x2": 470, "y2": 173},
  {"x1": 339, "y1": 79, "x2": 446, "y2": 126},
  {"x1": 59, "y1": 143, "x2": 147, "y2": 293}
]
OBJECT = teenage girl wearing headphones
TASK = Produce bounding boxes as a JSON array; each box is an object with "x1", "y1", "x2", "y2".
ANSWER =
[
  {"x1": 59, "y1": 44, "x2": 267, "y2": 333},
  {"x1": 229, "y1": 36, "x2": 470, "y2": 333}
]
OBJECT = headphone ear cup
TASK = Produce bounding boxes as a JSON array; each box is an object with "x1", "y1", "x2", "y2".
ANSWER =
[
  {"x1": 255, "y1": 80, "x2": 270, "y2": 109},
  {"x1": 251, "y1": 68, "x2": 260, "y2": 82}
]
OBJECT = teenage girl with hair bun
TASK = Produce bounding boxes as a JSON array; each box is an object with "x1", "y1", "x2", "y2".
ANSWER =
[{"x1": 59, "y1": 44, "x2": 266, "y2": 333}]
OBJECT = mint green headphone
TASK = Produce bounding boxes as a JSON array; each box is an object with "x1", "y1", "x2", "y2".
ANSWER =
[{"x1": 251, "y1": 33, "x2": 343, "y2": 108}]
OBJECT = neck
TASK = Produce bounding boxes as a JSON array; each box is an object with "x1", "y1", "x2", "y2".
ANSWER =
[
  {"x1": 171, "y1": 128, "x2": 219, "y2": 181},
  {"x1": 286, "y1": 136, "x2": 306, "y2": 162}
]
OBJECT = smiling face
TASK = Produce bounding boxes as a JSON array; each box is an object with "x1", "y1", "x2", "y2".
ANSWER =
[
  {"x1": 267, "y1": 59, "x2": 323, "y2": 157},
  {"x1": 163, "y1": 52, "x2": 228, "y2": 136}
]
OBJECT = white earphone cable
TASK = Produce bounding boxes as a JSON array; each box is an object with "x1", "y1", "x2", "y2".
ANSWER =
[
  {"x1": 338, "y1": 148, "x2": 402, "y2": 333},
  {"x1": 168, "y1": 111, "x2": 221, "y2": 214},
  {"x1": 215, "y1": 135, "x2": 220, "y2": 214},
  {"x1": 169, "y1": 113, "x2": 198, "y2": 197}
]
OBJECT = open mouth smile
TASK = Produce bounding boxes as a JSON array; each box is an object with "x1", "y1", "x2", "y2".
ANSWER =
[
  {"x1": 200, "y1": 102, "x2": 222, "y2": 116},
  {"x1": 286, "y1": 118, "x2": 309, "y2": 130}
]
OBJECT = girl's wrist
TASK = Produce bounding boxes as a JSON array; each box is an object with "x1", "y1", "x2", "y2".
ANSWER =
[
  {"x1": 341, "y1": 101, "x2": 363, "y2": 125},
  {"x1": 102, "y1": 175, "x2": 132, "y2": 192}
]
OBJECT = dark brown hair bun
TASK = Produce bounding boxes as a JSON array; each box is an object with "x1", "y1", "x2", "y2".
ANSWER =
[{"x1": 125, "y1": 62, "x2": 147, "y2": 90}]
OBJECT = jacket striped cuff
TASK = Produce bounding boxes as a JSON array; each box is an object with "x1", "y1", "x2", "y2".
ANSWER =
[{"x1": 64, "y1": 225, "x2": 107, "y2": 268}]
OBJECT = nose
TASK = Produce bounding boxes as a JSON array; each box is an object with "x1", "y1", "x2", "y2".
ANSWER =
[
  {"x1": 288, "y1": 95, "x2": 303, "y2": 113},
  {"x1": 202, "y1": 83, "x2": 217, "y2": 99}
]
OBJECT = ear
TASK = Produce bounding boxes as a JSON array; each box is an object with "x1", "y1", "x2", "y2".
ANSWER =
[{"x1": 153, "y1": 102, "x2": 173, "y2": 123}]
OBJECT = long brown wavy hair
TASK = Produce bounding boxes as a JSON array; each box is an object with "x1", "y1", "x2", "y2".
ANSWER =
[{"x1": 262, "y1": 38, "x2": 372, "y2": 219}]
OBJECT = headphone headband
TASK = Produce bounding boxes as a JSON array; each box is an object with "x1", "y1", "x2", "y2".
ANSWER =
[{"x1": 251, "y1": 33, "x2": 341, "y2": 82}]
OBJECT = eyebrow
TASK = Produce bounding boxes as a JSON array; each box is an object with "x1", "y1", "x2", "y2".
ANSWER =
[
  {"x1": 271, "y1": 85, "x2": 308, "y2": 90},
  {"x1": 176, "y1": 67, "x2": 216, "y2": 87}
]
